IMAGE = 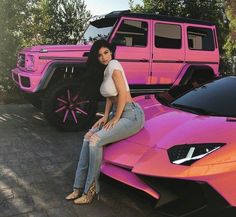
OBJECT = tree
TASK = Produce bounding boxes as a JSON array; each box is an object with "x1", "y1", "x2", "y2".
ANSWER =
[
  {"x1": 22, "y1": 0, "x2": 91, "y2": 45},
  {"x1": 224, "y1": 0, "x2": 236, "y2": 57},
  {"x1": 129, "y1": 0, "x2": 183, "y2": 16},
  {"x1": 0, "y1": 0, "x2": 29, "y2": 93}
]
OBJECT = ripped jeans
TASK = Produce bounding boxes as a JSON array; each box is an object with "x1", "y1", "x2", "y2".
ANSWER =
[{"x1": 73, "y1": 102, "x2": 145, "y2": 194}]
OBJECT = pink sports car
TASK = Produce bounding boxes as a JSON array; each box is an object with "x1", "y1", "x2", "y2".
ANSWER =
[{"x1": 101, "y1": 76, "x2": 236, "y2": 217}]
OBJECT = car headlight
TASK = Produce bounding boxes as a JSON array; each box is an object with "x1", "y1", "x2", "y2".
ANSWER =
[
  {"x1": 26, "y1": 55, "x2": 35, "y2": 71},
  {"x1": 17, "y1": 53, "x2": 25, "y2": 67},
  {"x1": 167, "y1": 143, "x2": 225, "y2": 166}
]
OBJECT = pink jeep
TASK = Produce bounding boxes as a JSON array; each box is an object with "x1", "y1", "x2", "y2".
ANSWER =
[{"x1": 12, "y1": 10, "x2": 219, "y2": 131}]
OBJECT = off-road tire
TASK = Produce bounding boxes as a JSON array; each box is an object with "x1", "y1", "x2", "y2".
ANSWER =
[
  {"x1": 42, "y1": 80, "x2": 98, "y2": 131},
  {"x1": 24, "y1": 93, "x2": 42, "y2": 110}
]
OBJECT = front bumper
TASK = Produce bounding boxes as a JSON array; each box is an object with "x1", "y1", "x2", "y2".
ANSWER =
[
  {"x1": 132, "y1": 148, "x2": 236, "y2": 207},
  {"x1": 101, "y1": 161, "x2": 235, "y2": 217},
  {"x1": 12, "y1": 68, "x2": 41, "y2": 93}
]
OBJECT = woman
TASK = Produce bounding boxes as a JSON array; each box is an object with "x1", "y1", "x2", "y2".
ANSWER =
[{"x1": 65, "y1": 39, "x2": 145, "y2": 205}]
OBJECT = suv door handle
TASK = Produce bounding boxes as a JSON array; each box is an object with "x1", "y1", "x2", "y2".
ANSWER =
[
  {"x1": 83, "y1": 52, "x2": 90, "y2": 57},
  {"x1": 139, "y1": 59, "x2": 148, "y2": 62}
]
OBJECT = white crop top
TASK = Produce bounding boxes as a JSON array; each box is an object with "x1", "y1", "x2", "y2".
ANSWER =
[{"x1": 100, "y1": 60, "x2": 130, "y2": 97}]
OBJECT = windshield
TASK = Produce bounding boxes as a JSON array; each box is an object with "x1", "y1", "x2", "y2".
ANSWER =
[
  {"x1": 78, "y1": 17, "x2": 117, "y2": 44},
  {"x1": 170, "y1": 76, "x2": 236, "y2": 117}
]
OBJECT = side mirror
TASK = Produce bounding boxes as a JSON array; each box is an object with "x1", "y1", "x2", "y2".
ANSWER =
[{"x1": 111, "y1": 36, "x2": 126, "y2": 46}]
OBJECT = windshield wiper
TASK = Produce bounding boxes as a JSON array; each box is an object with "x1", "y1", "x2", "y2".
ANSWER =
[{"x1": 170, "y1": 103, "x2": 217, "y2": 115}]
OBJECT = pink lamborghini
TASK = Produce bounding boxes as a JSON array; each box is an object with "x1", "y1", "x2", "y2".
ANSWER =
[{"x1": 101, "y1": 76, "x2": 236, "y2": 217}]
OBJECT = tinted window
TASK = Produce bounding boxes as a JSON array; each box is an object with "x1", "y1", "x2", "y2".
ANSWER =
[
  {"x1": 187, "y1": 27, "x2": 214, "y2": 51},
  {"x1": 112, "y1": 20, "x2": 148, "y2": 47},
  {"x1": 171, "y1": 77, "x2": 236, "y2": 117},
  {"x1": 155, "y1": 23, "x2": 181, "y2": 49},
  {"x1": 80, "y1": 18, "x2": 116, "y2": 44}
]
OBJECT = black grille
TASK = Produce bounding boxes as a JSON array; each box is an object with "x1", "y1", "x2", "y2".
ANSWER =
[
  {"x1": 138, "y1": 175, "x2": 231, "y2": 217},
  {"x1": 20, "y1": 76, "x2": 30, "y2": 87},
  {"x1": 18, "y1": 54, "x2": 25, "y2": 67}
]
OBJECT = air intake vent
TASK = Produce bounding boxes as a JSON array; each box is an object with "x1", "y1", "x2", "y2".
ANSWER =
[{"x1": 168, "y1": 143, "x2": 225, "y2": 166}]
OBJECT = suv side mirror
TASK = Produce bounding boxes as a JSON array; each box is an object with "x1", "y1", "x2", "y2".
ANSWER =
[{"x1": 111, "y1": 35, "x2": 126, "y2": 46}]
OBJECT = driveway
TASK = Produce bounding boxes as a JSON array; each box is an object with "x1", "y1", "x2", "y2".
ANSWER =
[{"x1": 0, "y1": 104, "x2": 163, "y2": 217}]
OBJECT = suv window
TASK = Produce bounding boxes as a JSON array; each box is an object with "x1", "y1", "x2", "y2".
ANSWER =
[
  {"x1": 187, "y1": 27, "x2": 214, "y2": 51},
  {"x1": 112, "y1": 20, "x2": 148, "y2": 47},
  {"x1": 80, "y1": 18, "x2": 116, "y2": 44},
  {"x1": 155, "y1": 23, "x2": 181, "y2": 49}
]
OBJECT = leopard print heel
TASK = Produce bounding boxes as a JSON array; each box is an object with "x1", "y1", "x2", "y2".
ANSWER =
[
  {"x1": 73, "y1": 182, "x2": 97, "y2": 205},
  {"x1": 65, "y1": 188, "x2": 82, "y2": 201}
]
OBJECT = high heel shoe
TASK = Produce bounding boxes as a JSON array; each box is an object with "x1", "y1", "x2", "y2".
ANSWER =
[
  {"x1": 73, "y1": 182, "x2": 97, "y2": 205},
  {"x1": 65, "y1": 188, "x2": 82, "y2": 201}
]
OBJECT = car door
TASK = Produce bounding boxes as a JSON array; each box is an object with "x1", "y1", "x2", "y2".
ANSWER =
[
  {"x1": 185, "y1": 24, "x2": 219, "y2": 73},
  {"x1": 151, "y1": 21, "x2": 185, "y2": 85},
  {"x1": 109, "y1": 17, "x2": 151, "y2": 84}
]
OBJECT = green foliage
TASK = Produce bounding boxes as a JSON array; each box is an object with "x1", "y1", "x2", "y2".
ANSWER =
[
  {"x1": 129, "y1": 0, "x2": 183, "y2": 15},
  {"x1": 0, "y1": 0, "x2": 29, "y2": 93},
  {"x1": 224, "y1": 0, "x2": 236, "y2": 57},
  {"x1": 22, "y1": 0, "x2": 91, "y2": 45}
]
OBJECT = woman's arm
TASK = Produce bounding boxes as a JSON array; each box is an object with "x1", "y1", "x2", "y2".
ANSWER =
[
  {"x1": 103, "y1": 97, "x2": 113, "y2": 119},
  {"x1": 92, "y1": 97, "x2": 112, "y2": 128},
  {"x1": 112, "y1": 69, "x2": 127, "y2": 120},
  {"x1": 103, "y1": 69, "x2": 126, "y2": 130}
]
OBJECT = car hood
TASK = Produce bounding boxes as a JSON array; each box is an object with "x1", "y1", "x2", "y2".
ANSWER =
[
  {"x1": 22, "y1": 44, "x2": 92, "y2": 52},
  {"x1": 104, "y1": 95, "x2": 236, "y2": 168}
]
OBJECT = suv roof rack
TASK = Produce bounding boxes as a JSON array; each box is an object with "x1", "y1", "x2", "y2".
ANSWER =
[
  {"x1": 104, "y1": 10, "x2": 214, "y2": 26},
  {"x1": 90, "y1": 10, "x2": 130, "y2": 22},
  {"x1": 105, "y1": 10, "x2": 131, "y2": 18}
]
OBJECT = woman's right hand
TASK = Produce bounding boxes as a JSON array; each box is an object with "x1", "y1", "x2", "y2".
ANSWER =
[{"x1": 92, "y1": 116, "x2": 108, "y2": 129}]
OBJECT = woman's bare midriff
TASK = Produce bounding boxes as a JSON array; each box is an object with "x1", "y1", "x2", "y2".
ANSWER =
[{"x1": 108, "y1": 91, "x2": 134, "y2": 105}]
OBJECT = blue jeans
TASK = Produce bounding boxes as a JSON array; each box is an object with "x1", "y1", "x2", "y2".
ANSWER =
[{"x1": 73, "y1": 102, "x2": 145, "y2": 194}]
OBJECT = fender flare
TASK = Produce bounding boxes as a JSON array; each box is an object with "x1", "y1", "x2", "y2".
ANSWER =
[
  {"x1": 35, "y1": 61, "x2": 86, "y2": 92},
  {"x1": 173, "y1": 64, "x2": 217, "y2": 86}
]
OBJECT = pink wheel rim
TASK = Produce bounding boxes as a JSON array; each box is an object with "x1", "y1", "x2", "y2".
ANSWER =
[{"x1": 55, "y1": 89, "x2": 89, "y2": 124}]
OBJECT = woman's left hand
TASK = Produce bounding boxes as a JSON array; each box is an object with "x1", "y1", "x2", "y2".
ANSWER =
[{"x1": 103, "y1": 117, "x2": 119, "y2": 130}]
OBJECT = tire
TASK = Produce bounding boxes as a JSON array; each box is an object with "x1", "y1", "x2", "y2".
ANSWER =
[
  {"x1": 42, "y1": 80, "x2": 98, "y2": 131},
  {"x1": 23, "y1": 93, "x2": 42, "y2": 110}
]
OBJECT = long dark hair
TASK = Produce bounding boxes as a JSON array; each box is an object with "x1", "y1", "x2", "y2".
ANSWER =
[{"x1": 81, "y1": 39, "x2": 115, "y2": 100}]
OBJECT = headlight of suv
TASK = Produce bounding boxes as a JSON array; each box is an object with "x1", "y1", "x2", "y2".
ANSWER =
[
  {"x1": 17, "y1": 53, "x2": 25, "y2": 67},
  {"x1": 25, "y1": 55, "x2": 35, "y2": 71},
  {"x1": 168, "y1": 143, "x2": 225, "y2": 166}
]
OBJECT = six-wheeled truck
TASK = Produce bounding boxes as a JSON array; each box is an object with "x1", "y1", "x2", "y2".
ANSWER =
[{"x1": 12, "y1": 10, "x2": 220, "y2": 131}]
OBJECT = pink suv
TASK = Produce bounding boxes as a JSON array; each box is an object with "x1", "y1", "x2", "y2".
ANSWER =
[{"x1": 12, "y1": 10, "x2": 219, "y2": 131}]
